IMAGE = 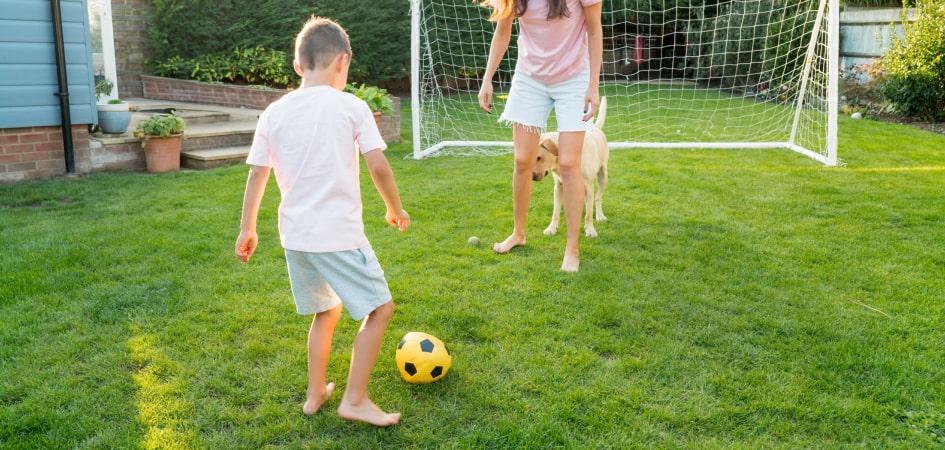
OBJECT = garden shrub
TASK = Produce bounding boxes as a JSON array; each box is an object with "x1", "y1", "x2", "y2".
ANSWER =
[
  {"x1": 95, "y1": 77, "x2": 113, "y2": 102},
  {"x1": 763, "y1": 2, "x2": 817, "y2": 100},
  {"x1": 685, "y1": 1, "x2": 774, "y2": 90},
  {"x1": 134, "y1": 115, "x2": 186, "y2": 139},
  {"x1": 878, "y1": 0, "x2": 945, "y2": 121},
  {"x1": 612, "y1": 0, "x2": 815, "y2": 95},
  {"x1": 152, "y1": 47, "x2": 294, "y2": 88},
  {"x1": 147, "y1": 0, "x2": 923, "y2": 92},
  {"x1": 345, "y1": 84, "x2": 394, "y2": 115}
]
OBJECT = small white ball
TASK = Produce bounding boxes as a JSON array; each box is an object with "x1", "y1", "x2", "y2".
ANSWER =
[
  {"x1": 851, "y1": 112, "x2": 863, "y2": 120},
  {"x1": 467, "y1": 236, "x2": 481, "y2": 247}
]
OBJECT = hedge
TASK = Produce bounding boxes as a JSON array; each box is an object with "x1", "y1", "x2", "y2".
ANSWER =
[
  {"x1": 147, "y1": 0, "x2": 410, "y2": 88},
  {"x1": 879, "y1": 0, "x2": 945, "y2": 121},
  {"x1": 152, "y1": 47, "x2": 294, "y2": 88},
  {"x1": 147, "y1": 0, "x2": 918, "y2": 97}
]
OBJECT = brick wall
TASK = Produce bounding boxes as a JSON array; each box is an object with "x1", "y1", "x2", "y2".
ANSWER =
[
  {"x1": 112, "y1": 0, "x2": 152, "y2": 98},
  {"x1": 379, "y1": 97, "x2": 402, "y2": 143},
  {"x1": 143, "y1": 75, "x2": 402, "y2": 142},
  {"x1": 0, "y1": 126, "x2": 92, "y2": 182},
  {"x1": 142, "y1": 75, "x2": 288, "y2": 110},
  {"x1": 90, "y1": 139, "x2": 144, "y2": 172}
]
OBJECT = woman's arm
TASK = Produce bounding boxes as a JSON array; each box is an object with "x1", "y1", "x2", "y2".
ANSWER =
[
  {"x1": 583, "y1": 2, "x2": 603, "y2": 121},
  {"x1": 478, "y1": 15, "x2": 514, "y2": 113}
]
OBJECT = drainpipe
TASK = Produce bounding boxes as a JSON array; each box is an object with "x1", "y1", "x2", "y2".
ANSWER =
[{"x1": 50, "y1": 0, "x2": 76, "y2": 175}]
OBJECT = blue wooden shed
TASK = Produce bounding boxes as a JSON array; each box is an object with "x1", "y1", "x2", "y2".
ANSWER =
[{"x1": 0, "y1": 0, "x2": 97, "y2": 129}]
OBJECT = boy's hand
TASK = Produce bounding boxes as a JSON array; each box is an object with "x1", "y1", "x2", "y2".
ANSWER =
[
  {"x1": 235, "y1": 230, "x2": 258, "y2": 263},
  {"x1": 386, "y1": 209, "x2": 410, "y2": 232}
]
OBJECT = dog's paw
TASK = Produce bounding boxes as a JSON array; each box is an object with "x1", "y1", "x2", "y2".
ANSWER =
[
  {"x1": 543, "y1": 225, "x2": 558, "y2": 236},
  {"x1": 596, "y1": 213, "x2": 607, "y2": 222},
  {"x1": 585, "y1": 227, "x2": 598, "y2": 238}
]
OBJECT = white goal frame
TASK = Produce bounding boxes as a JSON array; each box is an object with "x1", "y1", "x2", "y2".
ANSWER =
[{"x1": 410, "y1": 0, "x2": 839, "y2": 166}]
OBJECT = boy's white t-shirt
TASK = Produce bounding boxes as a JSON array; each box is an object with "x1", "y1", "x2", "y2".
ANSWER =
[{"x1": 246, "y1": 85, "x2": 387, "y2": 253}]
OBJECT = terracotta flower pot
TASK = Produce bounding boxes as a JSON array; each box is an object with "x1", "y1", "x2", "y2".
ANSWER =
[{"x1": 142, "y1": 134, "x2": 183, "y2": 173}]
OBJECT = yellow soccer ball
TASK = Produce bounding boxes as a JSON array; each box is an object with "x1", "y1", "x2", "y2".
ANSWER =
[{"x1": 395, "y1": 332, "x2": 452, "y2": 384}]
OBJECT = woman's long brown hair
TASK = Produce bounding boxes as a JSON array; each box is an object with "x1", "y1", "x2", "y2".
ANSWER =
[{"x1": 482, "y1": 0, "x2": 571, "y2": 22}]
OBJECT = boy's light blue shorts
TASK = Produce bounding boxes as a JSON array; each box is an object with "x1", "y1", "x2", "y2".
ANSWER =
[
  {"x1": 284, "y1": 246, "x2": 392, "y2": 321},
  {"x1": 499, "y1": 69, "x2": 591, "y2": 134}
]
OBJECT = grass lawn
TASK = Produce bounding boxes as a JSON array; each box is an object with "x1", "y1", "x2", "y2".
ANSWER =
[
  {"x1": 422, "y1": 83, "x2": 827, "y2": 152},
  {"x1": 2, "y1": 105, "x2": 945, "y2": 448}
]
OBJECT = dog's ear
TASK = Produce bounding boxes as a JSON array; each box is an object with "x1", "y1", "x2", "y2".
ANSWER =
[{"x1": 541, "y1": 137, "x2": 559, "y2": 156}]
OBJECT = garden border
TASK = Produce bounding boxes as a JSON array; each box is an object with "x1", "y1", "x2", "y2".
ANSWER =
[
  {"x1": 141, "y1": 75, "x2": 400, "y2": 143},
  {"x1": 141, "y1": 75, "x2": 288, "y2": 110}
]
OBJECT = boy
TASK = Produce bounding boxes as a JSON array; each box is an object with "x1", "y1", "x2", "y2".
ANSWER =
[{"x1": 235, "y1": 17, "x2": 408, "y2": 427}]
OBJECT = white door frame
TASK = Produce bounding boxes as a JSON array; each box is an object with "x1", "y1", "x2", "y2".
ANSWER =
[{"x1": 90, "y1": 0, "x2": 119, "y2": 100}]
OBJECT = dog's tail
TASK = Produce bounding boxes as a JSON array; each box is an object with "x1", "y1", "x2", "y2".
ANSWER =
[{"x1": 594, "y1": 96, "x2": 608, "y2": 129}]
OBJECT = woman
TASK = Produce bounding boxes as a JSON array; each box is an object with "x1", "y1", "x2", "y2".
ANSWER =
[{"x1": 479, "y1": 0, "x2": 603, "y2": 272}]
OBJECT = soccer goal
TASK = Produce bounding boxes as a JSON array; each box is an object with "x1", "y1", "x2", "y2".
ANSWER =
[{"x1": 410, "y1": 0, "x2": 839, "y2": 165}]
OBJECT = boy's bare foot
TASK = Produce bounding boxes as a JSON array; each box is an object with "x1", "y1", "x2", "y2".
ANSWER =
[
  {"x1": 338, "y1": 397, "x2": 401, "y2": 427},
  {"x1": 302, "y1": 382, "x2": 335, "y2": 416},
  {"x1": 493, "y1": 234, "x2": 526, "y2": 254},
  {"x1": 561, "y1": 252, "x2": 580, "y2": 272}
]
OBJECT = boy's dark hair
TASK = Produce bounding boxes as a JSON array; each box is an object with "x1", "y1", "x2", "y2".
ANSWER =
[{"x1": 295, "y1": 16, "x2": 352, "y2": 70}]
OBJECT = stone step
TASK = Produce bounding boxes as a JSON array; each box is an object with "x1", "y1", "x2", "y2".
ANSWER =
[
  {"x1": 181, "y1": 145, "x2": 250, "y2": 170},
  {"x1": 181, "y1": 120, "x2": 256, "y2": 152},
  {"x1": 134, "y1": 107, "x2": 231, "y2": 125},
  {"x1": 173, "y1": 110, "x2": 232, "y2": 125}
]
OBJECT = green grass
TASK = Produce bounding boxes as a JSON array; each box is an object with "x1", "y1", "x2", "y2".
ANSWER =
[
  {"x1": 2, "y1": 104, "x2": 945, "y2": 448},
  {"x1": 425, "y1": 83, "x2": 826, "y2": 151}
]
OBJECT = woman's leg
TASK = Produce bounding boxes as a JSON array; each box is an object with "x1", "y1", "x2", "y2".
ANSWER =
[
  {"x1": 556, "y1": 131, "x2": 586, "y2": 272},
  {"x1": 494, "y1": 124, "x2": 541, "y2": 253}
]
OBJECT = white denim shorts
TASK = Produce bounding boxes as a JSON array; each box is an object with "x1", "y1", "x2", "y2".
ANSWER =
[
  {"x1": 284, "y1": 246, "x2": 392, "y2": 320},
  {"x1": 499, "y1": 69, "x2": 591, "y2": 133}
]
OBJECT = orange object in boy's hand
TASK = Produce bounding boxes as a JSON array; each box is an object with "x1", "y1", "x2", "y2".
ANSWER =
[
  {"x1": 235, "y1": 230, "x2": 258, "y2": 263},
  {"x1": 386, "y1": 209, "x2": 410, "y2": 232}
]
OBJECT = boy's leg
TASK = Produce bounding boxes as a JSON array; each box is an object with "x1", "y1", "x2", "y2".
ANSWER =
[
  {"x1": 338, "y1": 301, "x2": 400, "y2": 426},
  {"x1": 303, "y1": 304, "x2": 341, "y2": 415}
]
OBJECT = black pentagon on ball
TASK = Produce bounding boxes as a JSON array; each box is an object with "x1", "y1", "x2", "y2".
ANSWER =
[
  {"x1": 404, "y1": 362, "x2": 417, "y2": 376},
  {"x1": 419, "y1": 339, "x2": 435, "y2": 353},
  {"x1": 430, "y1": 366, "x2": 443, "y2": 378},
  {"x1": 398, "y1": 338, "x2": 406, "y2": 350}
]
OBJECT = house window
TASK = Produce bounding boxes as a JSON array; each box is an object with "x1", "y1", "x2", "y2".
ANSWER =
[{"x1": 88, "y1": 0, "x2": 118, "y2": 100}]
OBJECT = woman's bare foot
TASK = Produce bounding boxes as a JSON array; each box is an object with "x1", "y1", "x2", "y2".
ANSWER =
[
  {"x1": 493, "y1": 234, "x2": 526, "y2": 254},
  {"x1": 561, "y1": 252, "x2": 580, "y2": 272},
  {"x1": 302, "y1": 382, "x2": 335, "y2": 416},
  {"x1": 338, "y1": 396, "x2": 401, "y2": 427}
]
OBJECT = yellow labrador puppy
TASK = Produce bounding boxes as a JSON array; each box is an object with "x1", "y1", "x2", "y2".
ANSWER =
[{"x1": 532, "y1": 96, "x2": 609, "y2": 238}]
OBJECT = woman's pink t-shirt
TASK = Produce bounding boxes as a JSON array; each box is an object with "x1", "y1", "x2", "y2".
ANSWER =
[{"x1": 497, "y1": 0, "x2": 601, "y2": 84}]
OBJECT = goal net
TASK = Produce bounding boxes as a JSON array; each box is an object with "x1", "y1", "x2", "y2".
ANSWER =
[{"x1": 410, "y1": 0, "x2": 839, "y2": 165}]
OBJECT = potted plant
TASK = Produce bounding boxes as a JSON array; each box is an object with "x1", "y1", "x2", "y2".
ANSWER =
[
  {"x1": 134, "y1": 115, "x2": 185, "y2": 173},
  {"x1": 95, "y1": 78, "x2": 132, "y2": 134},
  {"x1": 345, "y1": 84, "x2": 394, "y2": 124}
]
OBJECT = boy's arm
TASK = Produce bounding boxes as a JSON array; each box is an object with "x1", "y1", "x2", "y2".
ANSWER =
[
  {"x1": 363, "y1": 149, "x2": 410, "y2": 231},
  {"x1": 235, "y1": 165, "x2": 271, "y2": 262}
]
